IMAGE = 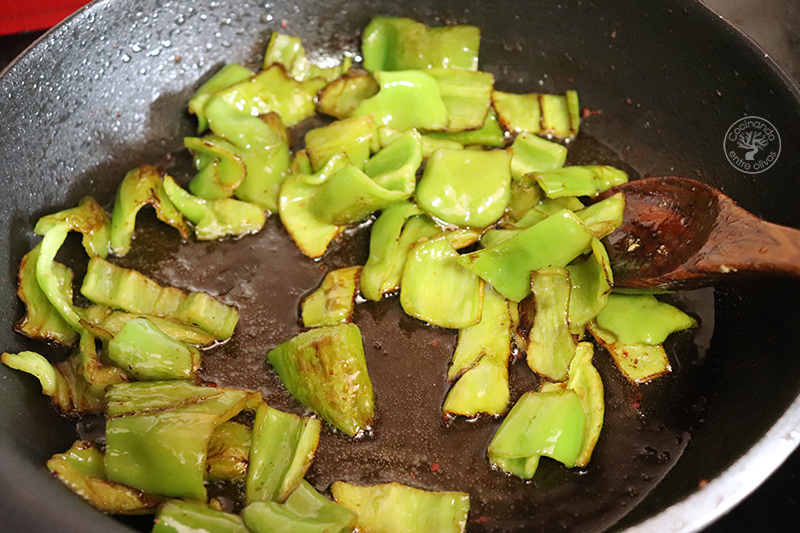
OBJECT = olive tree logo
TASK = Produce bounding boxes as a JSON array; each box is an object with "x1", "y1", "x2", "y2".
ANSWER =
[{"x1": 724, "y1": 116, "x2": 780, "y2": 174}]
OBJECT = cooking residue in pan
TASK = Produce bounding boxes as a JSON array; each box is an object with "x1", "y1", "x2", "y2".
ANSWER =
[{"x1": 2, "y1": 16, "x2": 712, "y2": 533}]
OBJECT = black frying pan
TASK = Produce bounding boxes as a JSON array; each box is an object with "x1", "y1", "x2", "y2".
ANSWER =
[{"x1": 1, "y1": 1, "x2": 800, "y2": 532}]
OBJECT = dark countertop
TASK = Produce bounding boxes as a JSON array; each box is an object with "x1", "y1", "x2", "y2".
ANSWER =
[{"x1": 2, "y1": 2, "x2": 799, "y2": 531}]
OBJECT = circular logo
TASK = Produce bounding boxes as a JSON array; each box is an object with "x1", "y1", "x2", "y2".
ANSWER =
[{"x1": 723, "y1": 116, "x2": 781, "y2": 174}]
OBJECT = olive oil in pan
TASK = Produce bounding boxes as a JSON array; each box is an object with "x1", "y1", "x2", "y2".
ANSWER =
[{"x1": 107, "y1": 133, "x2": 710, "y2": 532}]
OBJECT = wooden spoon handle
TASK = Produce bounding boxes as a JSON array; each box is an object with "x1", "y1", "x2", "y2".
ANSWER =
[{"x1": 692, "y1": 200, "x2": 800, "y2": 277}]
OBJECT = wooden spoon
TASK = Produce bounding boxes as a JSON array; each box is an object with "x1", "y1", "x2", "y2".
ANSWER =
[{"x1": 599, "y1": 176, "x2": 800, "y2": 289}]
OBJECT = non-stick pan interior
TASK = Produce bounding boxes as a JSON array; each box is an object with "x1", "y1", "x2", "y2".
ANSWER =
[{"x1": 1, "y1": 1, "x2": 799, "y2": 532}]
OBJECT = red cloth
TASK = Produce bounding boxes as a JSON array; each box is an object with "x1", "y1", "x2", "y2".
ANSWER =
[{"x1": 0, "y1": 1, "x2": 90, "y2": 35}]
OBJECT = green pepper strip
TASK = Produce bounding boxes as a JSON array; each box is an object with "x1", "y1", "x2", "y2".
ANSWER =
[
  {"x1": 508, "y1": 132, "x2": 568, "y2": 180},
  {"x1": 303, "y1": 115, "x2": 377, "y2": 173},
  {"x1": 487, "y1": 389, "x2": 586, "y2": 479},
  {"x1": 534, "y1": 165, "x2": 628, "y2": 199},
  {"x1": 424, "y1": 109, "x2": 506, "y2": 148},
  {"x1": 317, "y1": 69, "x2": 380, "y2": 119},
  {"x1": 427, "y1": 68, "x2": 494, "y2": 132},
  {"x1": 96, "y1": 311, "x2": 218, "y2": 347},
  {"x1": 185, "y1": 136, "x2": 247, "y2": 200},
  {"x1": 566, "y1": 238, "x2": 613, "y2": 336},
  {"x1": 242, "y1": 480, "x2": 357, "y2": 533},
  {"x1": 246, "y1": 402, "x2": 321, "y2": 504},
  {"x1": 15, "y1": 244, "x2": 78, "y2": 346},
  {"x1": 48, "y1": 441, "x2": 163, "y2": 515},
  {"x1": 153, "y1": 500, "x2": 249, "y2": 533},
  {"x1": 596, "y1": 293, "x2": 697, "y2": 345},
  {"x1": 188, "y1": 63, "x2": 254, "y2": 133},
  {"x1": 34, "y1": 196, "x2": 110, "y2": 258},
  {"x1": 205, "y1": 421, "x2": 252, "y2": 483},
  {"x1": 81, "y1": 256, "x2": 239, "y2": 340},
  {"x1": 36, "y1": 222, "x2": 87, "y2": 331},
  {"x1": 302, "y1": 266, "x2": 362, "y2": 327},
  {"x1": 362, "y1": 16, "x2": 480, "y2": 72},
  {"x1": 587, "y1": 321, "x2": 672, "y2": 384},
  {"x1": 267, "y1": 323, "x2": 374, "y2": 436},
  {"x1": 107, "y1": 317, "x2": 200, "y2": 381},
  {"x1": 162, "y1": 174, "x2": 266, "y2": 240},
  {"x1": 332, "y1": 481, "x2": 470, "y2": 533},
  {"x1": 104, "y1": 381, "x2": 260, "y2": 500},
  {"x1": 109, "y1": 164, "x2": 190, "y2": 256},
  {"x1": 459, "y1": 209, "x2": 595, "y2": 302},
  {"x1": 400, "y1": 235, "x2": 484, "y2": 329},
  {"x1": 264, "y1": 32, "x2": 352, "y2": 83}
]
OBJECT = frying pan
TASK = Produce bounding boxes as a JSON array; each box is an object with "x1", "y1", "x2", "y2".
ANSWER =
[{"x1": 1, "y1": 0, "x2": 799, "y2": 531}]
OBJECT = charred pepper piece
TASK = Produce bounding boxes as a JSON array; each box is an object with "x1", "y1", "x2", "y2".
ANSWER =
[
  {"x1": 317, "y1": 69, "x2": 380, "y2": 119},
  {"x1": 34, "y1": 196, "x2": 110, "y2": 258},
  {"x1": 331, "y1": 481, "x2": 470, "y2": 533},
  {"x1": 205, "y1": 421, "x2": 252, "y2": 482},
  {"x1": 264, "y1": 32, "x2": 352, "y2": 82},
  {"x1": 242, "y1": 480, "x2": 357, "y2": 533},
  {"x1": 267, "y1": 323, "x2": 374, "y2": 436},
  {"x1": 81, "y1": 256, "x2": 239, "y2": 340},
  {"x1": 304, "y1": 115, "x2": 377, "y2": 172},
  {"x1": 362, "y1": 17, "x2": 480, "y2": 72},
  {"x1": 48, "y1": 440, "x2": 163, "y2": 515},
  {"x1": 109, "y1": 164, "x2": 190, "y2": 256},
  {"x1": 302, "y1": 266, "x2": 362, "y2": 327},
  {"x1": 246, "y1": 402, "x2": 321, "y2": 504},
  {"x1": 184, "y1": 136, "x2": 247, "y2": 200},
  {"x1": 104, "y1": 381, "x2": 259, "y2": 500}
]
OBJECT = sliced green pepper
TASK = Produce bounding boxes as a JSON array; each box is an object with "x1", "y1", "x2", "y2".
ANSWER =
[
  {"x1": 242, "y1": 480, "x2": 357, "y2": 533},
  {"x1": 205, "y1": 421, "x2": 252, "y2": 482},
  {"x1": 106, "y1": 317, "x2": 201, "y2": 381},
  {"x1": 424, "y1": 109, "x2": 506, "y2": 148},
  {"x1": 34, "y1": 196, "x2": 110, "y2": 258},
  {"x1": 575, "y1": 191, "x2": 625, "y2": 238},
  {"x1": 246, "y1": 402, "x2": 321, "y2": 504},
  {"x1": 400, "y1": 235, "x2": 483, "y2": 329},
  {"x1": 304, "y1": 115, "x2": 377, "y2": 172},
  {"x1": 267, "y1": 323, "x2": 374, "y2": 436},
  {"x1": 109, "y1": 165, "x2": 190, "y2": 256},
  {"x1": 352, "y1": 70, "x2": 450, "y2": 132},
  {"x1": 443, "y1": 356, "x2": 509, "y2": 418},
  {"x1": 188, "y1": 63, "x2": 254, "y2": 133},
  {"x1": 317, "y1": 69, "x2": 380, "y2": 119},
  {"x1": 458, "y1": 209, "x2": 595, "y2": 302},
  {"x1": 596, "y1": 293, "x2": 697, "y2": 345},
  {"x1": 362, "y1": 17, "x2": 480, "y2": 72},
  {"x1": 427, "y1": 68, "x2": 494, "y2": 132},
  {"x1": 534, "y1": 165, "x2": 627, "y2": 199},
  {"x1": 153, "y1": 500, "x2": 249, "y2": 533},
  {"x1": 185, "y1": 135, "x2": 247, "y2": 200},
  {"x1": 48, "y1": 441, "x2": 163, "y2": 515},
  {"x1": 331, "y1": 481, "x2": 470, "y2": 533},
  {"x1": 508, "y1": 132, "x2": 568, "y2": 179},
  {"x1": 81, "y1": 256, "x2": 239, "y2": 340},
  {"x1": 492, "y1": 91, "x2": 541, "y2": 134},
  {"x1": 302, "y1": 266, "x2": 361, "y2": 327},
  {"x1": 587, "y1": 321, "x2": 672, "y2": 384},
  {"x1": 95, "y1": 311, "x2": 218, "y2": 347},
  {"x1": 487, "y1": 389, "x2": 586, "y2": 479},
  {"x1": 414, "y1": 148, "x2": 511, "y2": 228},
  {"x1": 104, "y1": 381, "x2": 259, "y2": 500},
  {"x1": 566, "y1": 238, "x2": 613, "y2": 336},
  {"x1": 263, "y1": 32, "x2": 352, "y2": 82}
]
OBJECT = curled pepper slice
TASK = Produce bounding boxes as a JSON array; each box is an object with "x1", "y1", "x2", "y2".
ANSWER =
[
  {"x1": 302, "y1": 266, "x2": 362, "y2": 327},
  {"x1": 153, "y1": 500, "x2": 249, "y2": 533}
]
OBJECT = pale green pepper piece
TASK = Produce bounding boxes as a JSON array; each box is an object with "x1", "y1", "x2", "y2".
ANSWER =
[
  {"x1": 36, "y1": 222, "x2": 88, "y2": 331},
  {"x1": 362, "y1": 17, "x2": 480, "y2": 72},
  {"x1": 109, "y1": 165, "x2": 190, "y2": 256},
  {"x1": 264, "y1": 32, "x2": 352, "y2": 82},
  {"x1": 15, "y1": 244, "x2": 78, "y2": 346},
  {"x1": 188, "y1": 63, "x2": 254, "y2": 133},
  {"x1": 575, "y1": 191, "x2": 625, "y2": 238},
  {"x1": 492, "y1": 91, "x2": 541, "y2": 134},
  {"x1": 596, "y1": 293, "x2": 697, "y2": 345},
  {"x1": 317, "y1": 69, "x2": 380, "y2": 119},
  {"x1": 304, "y1": 115, "x2": 377, "y2": 172},
  {"x1": 95, "y1": 311, "x2": 218, "y2": 347},
  {"x1": 107, "y1": 317, "x2": 201, "y2": 381},
  {"x1": 185, "y1": 135, "x2": 246, "y2": 200},
  {"x1": 522, "y1": 268, "x2": 577, "y2": 382},
  {"x1": 81, "y1": 256, "x2": 239, "y2": 340},
  {"x1": 153, "y1": 500, "x2": 249, "y2": 533},
  {"x1": 479, "y1": 228, "x2": 522, "y2": 249},
  {"x1": 563, "y1": 342, "x2": 605, "y2": 467},
  {"x1": 246, "y1": 402, "x2": 321, "y2": 504},
  {"x1": 414, "y1": 148, "x2": 511, "y2": 228},
  {"x1": 400, "y1": 235, "x2": 483, "y2": 329},
  {"x1": 302, "y1": 266, "x2": 361, "y2": 327},
  {"x1": 443, "y1": 356, "x2": 509, "y2": 418},
  {"x1": 458, "y1": 209, "x2": 595, "y2": 302},
  {"x1": 360, "y1": 203, "x2": 438, "y2": 301},
  {"x1": 534, "y1": 165, "x2": 627, "y2": 199},
  {"x1": 267, "y1": 323, "x2": 374, "y2": 436},
  {"x1": 500, "y1": 175, "x2": 545, "y2": 229},
  {"x1": 163, "y1": 174, "x2": 266, "y2": 240},
  {"x1": 278, "y1": 173, "x2": 344, "y2": 259},
  {"x1": 377, "y1": 126, "x2": 464, "y2": 159},
  {"x1": 508, "y1": 132, "x2": 568, "y2": 179},
  {"x1": 566, "y1": 238, "x2": 613, "y2": 335},
  {"x1": 214, "y1": 65, "x2": 325, "y2": 127},
  {"x1": 424, "y1": 109, "x2": 506, "y2": 148},
  {"x1": 104, "y1": 381, "x2": 260, "y2": 500},
  {"x1": 48, "y1": 441, "x2": 163, "y2": 515},
  {"x1": 539, "y1": 93, "x2": 573, "y2": 138},
  {"x1": 488, "y1": 389, "x2": 586, "y2": 479},
  {"x1": 587, "y1": 321, "x2": 672, "y2": 384},
  {"x1": 352, "y1": 70, "x2": 449, "y2": 132},
  {"x1": 34, "y1": 196, "x2": 110, "y2": 258},
  {"x1": 332, "y1": 481, "x2": 470, "y2": 533},
  {"x1": 242, "y1": 480, "x2": 357, "y2": 533},
  {"x1": 567, "y1": 90, "x2": 581, "y2": 135},
  {"x1": 2, "y1": 351, "x2": 82, "y2": 413},
  {"x1": 427, "y1": 68, "x2": 494, "y2": 132},
  {"x1": 205, "y1": 421, "x2": 252, "y2": 482}
]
